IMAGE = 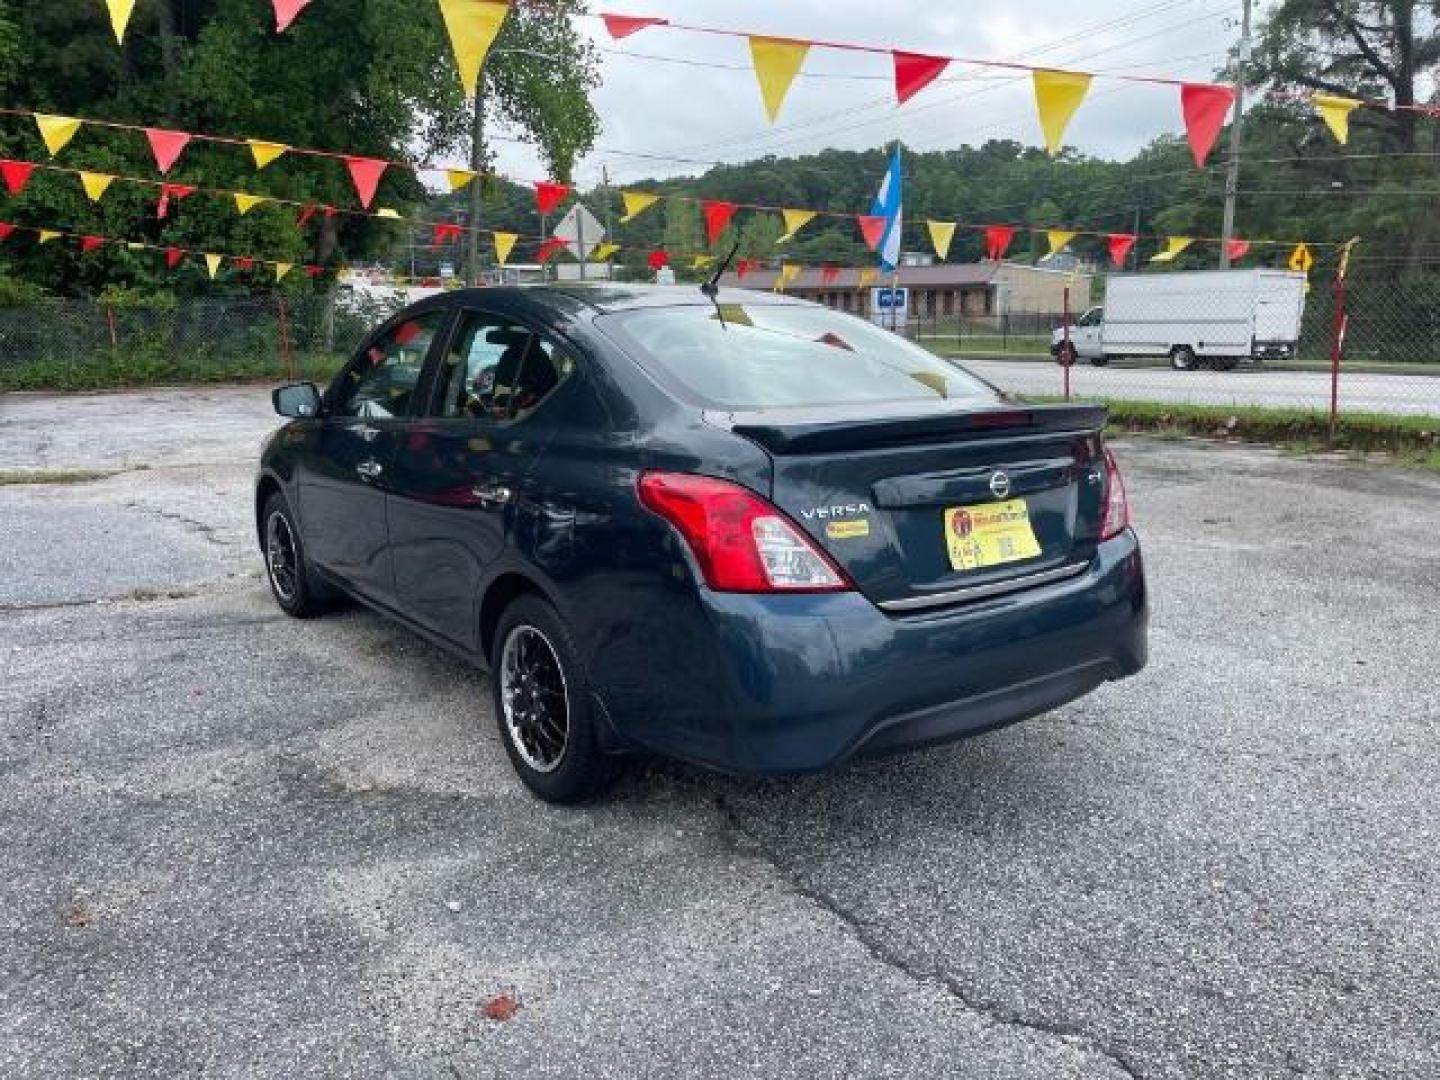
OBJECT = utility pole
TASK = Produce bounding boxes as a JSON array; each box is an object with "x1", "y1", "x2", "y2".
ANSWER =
[
  {"x1": 465, "y1": 84, "x2": 485, "y2": 287},
  {"x1": 1219, "y1": 0, "x2": 1253, "y2": 269}
]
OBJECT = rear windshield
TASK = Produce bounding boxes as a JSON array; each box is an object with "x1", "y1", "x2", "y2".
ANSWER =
[{"x1": 599, "y1": 303, "x2": 996, "y2": 411}]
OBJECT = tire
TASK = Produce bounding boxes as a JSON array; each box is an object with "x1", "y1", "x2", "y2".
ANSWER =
[
  {"x1": 1055, "y1": 342, "x2": 1077, "y2": 366},
  {"x1": 1170, "y1": 346, "x2": 1197, "y2": 371},
  {"x1": 491, "y1": 595, "x2": 618, "y2": 803},
  {"x1": 1090, "y1": 354, "x2": 1110, "y2": 367},
  {"x1": 261, "y1": 491, "x2": 332, "y2": 618},
  {"x1": 1214, "y1": 357, "x2": 1240, "y2": 371}
]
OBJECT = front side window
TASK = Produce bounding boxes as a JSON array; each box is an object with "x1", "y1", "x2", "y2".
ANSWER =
[
  {"x1": 330, "y1": 310, "x2": 447, "y2": 419},
  {"x1": 1078, "y1": 307, "x2": 1104, "y2": 328},
  {"x1": 599, "y1": 303, "x2": 995, "y2": 411},
  {"x1": 432, "y1": 311, "x2": 576, "y2": 421}
]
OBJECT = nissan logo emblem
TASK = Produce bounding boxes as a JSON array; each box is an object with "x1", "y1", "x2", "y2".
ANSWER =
[{"x1": 989, "y1": 471, "x2": 1011, "y2": 499}]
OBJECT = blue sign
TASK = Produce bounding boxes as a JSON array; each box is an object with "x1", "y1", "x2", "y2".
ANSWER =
[{"x1": 875, "y1": 287, "x2": 908, "y2": 309}]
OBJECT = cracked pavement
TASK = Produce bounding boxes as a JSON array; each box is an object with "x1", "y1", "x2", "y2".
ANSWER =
[{"x1": 2, "y1": 386, "x2": 1437, "y2": 1078}]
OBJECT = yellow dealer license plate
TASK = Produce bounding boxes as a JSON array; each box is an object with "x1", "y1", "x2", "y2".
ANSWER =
[{"x1": 944, "y1": 499, "x2": 1042, "y2": 571}]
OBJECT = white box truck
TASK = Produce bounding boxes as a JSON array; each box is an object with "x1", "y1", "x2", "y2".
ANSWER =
[{"x1": 1050, "y1": 269, "x2": 1307, "y2": 370}]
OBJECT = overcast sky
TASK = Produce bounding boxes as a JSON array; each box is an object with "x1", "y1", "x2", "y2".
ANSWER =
[{"x1": 484, "y1": 0, "x2": 1244, "y2": 187}]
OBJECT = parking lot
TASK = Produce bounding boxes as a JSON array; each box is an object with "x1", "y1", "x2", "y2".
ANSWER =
[{"x1": 3, "y1": 385, "x2": 1438, "y2": 1079}]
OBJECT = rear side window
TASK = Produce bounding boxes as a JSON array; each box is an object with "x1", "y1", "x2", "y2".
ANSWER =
[
  {"x1": 432, "y1": 311, "x2": 576, "y2": 421},
  {"x1": 599, "y1": 304, "x2": 994, "y2": 410}
]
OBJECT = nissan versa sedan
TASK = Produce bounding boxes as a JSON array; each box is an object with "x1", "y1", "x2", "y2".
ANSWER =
[{"x1": 256, "y1": 284, "x2": 1147, "y2": 802}]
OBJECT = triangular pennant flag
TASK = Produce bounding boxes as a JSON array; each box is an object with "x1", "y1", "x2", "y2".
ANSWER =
[
  {"x1": 234, "y1": 193, "x2": 269, "y2": 215},
  {"x1": 893, "y1": 51, "x2": 950, "y2": 106},
  {"x1": 106, "y1": 0, "x2": 136, "y2": 43},
  {"x1": 273, "y1": 0, "x2": 313, "y2": 32},
  {"x1": 145, "y1": 129, "x2": 191, "y2": 174},
  {"x1": 1032, "y1": 70, "x2": 1092, "y2": 154},
  {"x1": 35, "y1": 115, "x2": 82, "y2": 157},
  {"x1": 274, "y1": 262, "x2": 293, "y2": 282},
  {"x1": 1, "y1": 160, "x2": 35, "y2": 196},
  {"x1": 736, "y1": 258, "x2": 755, "y2": 280},
  {"x1": 858, "y1": 214, "x2": 887, "y2": 251},
  {"x1": 205, "y1": 254, "x2": 224, "y2": 279},
  {"x1": 0, "y1": 223, "x2": 14, "y2": 241},
  {"x1": 1226, "y1": 238, "x2": 1250, "y2": 262},
  {"x1": 774, "y1": 263, "x2": 801, "y2": 292},
  {"x1": 537, "y1": 237, "x2": 568, "y2": 263},
  {"x1": 857, "y1": 267, "x2": 879, "y2": 288},
  {"x1": 1313, "y1": 93, "x2": 1362, "y2": 145},
  {"x1": 80, "y1": 235, "x2": 104, "y2": 253},
  {"x1": 438, "y1": 0, "x2": 510, "y2": 98},
  {"x1": 165, "y1": 247, "x2": 184, "y2": 269},
  {"x1": 602, "y1": 14, "x2": 667, "y2": 39},
  {"x1": 691, "y1": 254, "x2": 716, "y2": 270},
  {"x1": 534, "y1": 180, "x2": 571, "y2": 215},
  {"x1": 778, "y1": 208, "x2": 816, "y2": 243},
  {"x1": 749, "y1": 37, "x2": 810, "y2": 122},
  {"x1": 493, "y1": 231, "x2": 518, "y2": 265},
  {"x1": 345, "y1": 156, "x2": 389, "y2": 209},
  {"x1": 156, "y1": 183, "x2": 196, "y2": 219},
  {"x1": 591, "y1": 242, "x2": 619, "y2": 261},
  {"x1": 620, "y1": 190, "x2": 660, "y2": 222},
  {"x1": 296, "y1": 203, "x2": 319, "y2": 228},
  {"x1": 1108, "y1": 233, "x2": 1137, "y2": 267},
  {"x1": 1180, "y1": 83, "x2": 1235, "y2": 167},
  {"x1": 431, "y1": 223, "x2": 463, "y2": 250},
  {"x1": 1150, "y1": 236, "x2": 1193, "y2": 263},
  {"x1": 79, "y1": 172, "x2": 114, "y2": 203},
  {"x1": 927, "y1": 220, "x2": 956, "y2": 260},
  {"x1": 375, "y1": 208, "x2": 402, "y2": 219},
  {"x1": 647, "y1": 249, "x2": 669, "y2": 270},
  {"x1": 38, "y1": 230, "x2": 61, "y2": 244},
  {"x1": 984, "y1": 224, "x2": 1016, "y2": 261},
  {"x1": 1287, "y1": 242, "x2": 1314, "y2": 273},
  {"x1": 447, "y1": 169, "x2": 476, "y2": 192},
  {"x1": 1046, "y1": 230, "x2": 1077, "y2": 257},
  {"x1": 247, "y1": 140, "x2": 288, "y2": 169},
  {"x1": 125, "y1": 242, "x2": 145, "y2": 251},
  {"x1": 305, "y1": 265, "x2": 325, "y2": 277},
  {"x1": 702, "y1": 200, "x2": 738, "y2": 245}
]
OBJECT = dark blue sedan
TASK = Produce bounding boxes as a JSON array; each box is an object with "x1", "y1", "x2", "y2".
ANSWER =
[{"x1": 257, "y1": 285, "x2": 1147, "y2": 801}]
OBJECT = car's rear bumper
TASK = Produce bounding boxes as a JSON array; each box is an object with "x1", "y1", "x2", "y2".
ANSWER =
[{"x1": 594, "y1": 530, "x2": 1147, "y2": 774}]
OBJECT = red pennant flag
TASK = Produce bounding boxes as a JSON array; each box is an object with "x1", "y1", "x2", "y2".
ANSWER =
[
  {"x1": 296, "y1": 203, "x2": 319, "y2": 228},
  {"x1": 165, "y1": 247, "x2": 184, "y2": 269},
  {"x1": 344, "y1": 156, "x2": 388, "y2": 209},
  {"x1": 305, "y1": 265, "x2": 325, "y2": 277},
  {"x1": 234, "y1": 256, "x2": 255, "y2": 271},
  {"x1": 156, "y1": 182, "x2": 196, "y2": 220},
  {"x1": 820, "y1": 264, "x2": 840, "y2": 285},
  {"x1": 647, "y1": 249, "x2": 669, "y2": 270},
  {"x1": 534, "y1": 181, "x2": 571, "y2": 215},
  {"x1": 537, "y1": 237, "x2": 568, "y2": 263},
  {"x1": 431, "y1": 222, "x2": 463, "y2": 250},
  {"x1": 893, "y1": 51, "x2": 950, "y2": 105},
  {"x1": 1226, "y1": 238, "x2": 1250, "y2": 262},
  {"x1": 144, "y1": 129, "x2": 192, "y2": 174},
  {"x1": 80, "y1": 235, "x2": 104, "y2": 253},
  {"x1": 736, "y1": 258, "x2": 755, "y2": 280},
  {"x1": 1107, "y1": 233, "x2": 1137, "y2": 267},
  {"x1": 602, "y1": 14, "x2": 668, "y2": 39},
  {"x1": 858, "y1": 215, "x2": 887, "y2": 251},
  {"x1": 273, "y1": 0, "x2": 313, "y2": 32},
  {"x1": 702, "y1": 200, "x2": 738, "y2": 245},
  {"x1": 0, "y1": 223, "x2": 14, "y2": 241},
  {"x1": 984, "y1": 225, "x2": 1016, "y2": 261},
  {"x1": 1180, "y1": 83, "x2": 1235, "y2": 167},
  {"x1": 322, "y1": 205, "x2": 337, "y2": 218},
  {"x1": 1, "y1": 160, "x2": 35, "y2": 196}
]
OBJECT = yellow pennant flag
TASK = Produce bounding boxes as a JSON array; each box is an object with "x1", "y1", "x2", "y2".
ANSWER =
[
  {"x1": 620, "y1": 191, "x2": 660, "y2": 223},
  {"x1": 749, "y1": 37, "x2": 810, "y2": 122},
  {"x1": 1287, "y1": 242, "x2": 1314, "y2": 273},
  {"x1": 1150, "y1": 236, "x2": 1193, "y2": 263},
  {"x1": 376, "y1": 208, "x2": 402, "y2": 219},
  {"x1": 274, "y1": 262, "x2": 293, "y2": 282},
  {"x1": 79, "y1": 172, "x2": 114, "y2": 202},
  {"x1": 590, "y1": 242, "x2": 619, "y2": 262},
  {"x1": 778, "y1": 208, "x2": 816, "y2": 243},
  {"x1": 234, "y1": 193, "x2": 269, "y2": 216},
  {"x1": 126, "y1": 242, "x2": 145, "y2": 251},
  {"x1": 446, "y1": 169, "x2": 476, "y2": 192},
  {"x1": 38, "y1": 230, "x2": 61, "y2": 244},
  {"x1": 247, "y1": 141, "x2": 288, "y2": 169},
  {"x1": 35, "y1": 114, "x2": 82, "y2": 157},
  {"x1": 692, "y1": 254, "x2": 716, "y2": 270},
  {"x1": 438, "y1": 0, "x2": 511, "y2": 99},
  {"x1": 106, "y1": 0, "x2": 136, "y2": 43},
  {"x1": 1032, "y1": 70, "x2": 1092, "y2": 154},
  {"x1": 205, "y1": 254, "x2": 223, "y2": 280},
  {"x1": 857, "y1": 267, "x2": 878, "y2": 288},
  {"x1": 774, "y1": 262, "x2": 802, "y2": 291},
  {"x1": 493, "y1": 231, "x2": 518, "y2": 265},
  {"x1": 928, "y1": 220, "x2": 957, "y2": 260},
  {"x1": 1046, "y1": 229, "x2": 1077, "y2": 257},
  {"x1": 1313, "y1": 94, "x2": 1362, "y2": 144}
]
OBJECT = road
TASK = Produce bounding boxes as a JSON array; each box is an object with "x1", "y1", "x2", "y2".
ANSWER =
[
  {"x1": 953, "y1": 357, "x2": 1440, "y2": 416},
  {"x1": 3, "y1": 386, "x2": 1438, "y2": 1078}
]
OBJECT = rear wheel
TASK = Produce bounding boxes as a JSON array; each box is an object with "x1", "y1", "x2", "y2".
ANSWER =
[
  {"x1": 1055, "y1": 342, "x2": 1077, "y2": 366},
  {"x1": 1170, "y1": 345, "x2": 1197, "y2": 371},
  {"x1": 491, "y1": 595, "x2": 618, "y2": 803},
  {"x1": 261, "y1": 492, "x2": 332, "y2": 618}
]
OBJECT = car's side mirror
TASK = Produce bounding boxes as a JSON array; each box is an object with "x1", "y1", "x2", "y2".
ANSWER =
[{"x1": 273, "y1": 382, "x2": 322, "y2": 418}]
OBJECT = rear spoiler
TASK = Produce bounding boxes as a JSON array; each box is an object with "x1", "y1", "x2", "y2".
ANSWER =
[{"x1": 708, "y1": 403, "x2": 1107, "y2": 455}]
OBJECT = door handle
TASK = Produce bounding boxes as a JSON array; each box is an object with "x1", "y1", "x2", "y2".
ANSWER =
[
  {"x1": 349, "y1": 424, "x2": 381, "y2": 442},
  {"x1": 472, "y1": 483, "x2": 512, "y2": 507},
  {"x1": 356, "y1": 459, "x2": 383, "y2": 479}
]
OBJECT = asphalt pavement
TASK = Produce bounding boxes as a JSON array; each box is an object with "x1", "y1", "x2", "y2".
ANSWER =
[
  {"x1": 2, "y1": 386, "x2": 1437, "y2": 1078},
  {"x1": 954, "y1": 357, "x2": 1440, "y2": 416}
]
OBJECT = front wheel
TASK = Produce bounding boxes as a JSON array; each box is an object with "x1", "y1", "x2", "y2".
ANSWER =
[
  {"x1": 1054, "y1": 342, "x2": 1077, "y2": 366},
  {"x1": 262, "y1": 492, "x2": 332, "y2": 618},
  {"x1": 1170, "y1": 346, "x2": 1198, "y2": 371},
  {"x1": 492, "y1": 595, "x2": 618, "y2": 803}
]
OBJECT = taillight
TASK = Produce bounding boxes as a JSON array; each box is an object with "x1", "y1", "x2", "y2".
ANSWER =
[
  {"x1": 637, "y1": 471, "x2": 851, "y2": 593},
  {"x1": 1099, "y1": 448, "x2": 1130, "y2": 540}
]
